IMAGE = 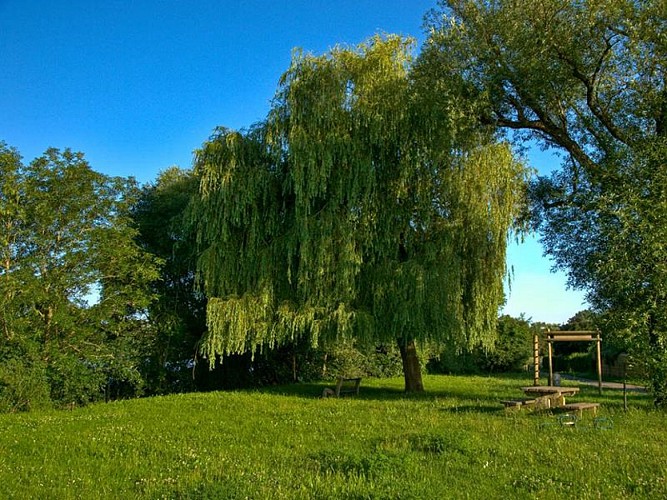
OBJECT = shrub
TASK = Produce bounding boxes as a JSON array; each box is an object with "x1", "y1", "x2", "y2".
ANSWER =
[
  {"x1": 477, "y1": 315, "x2": 533, "y2": 372},
  {"x1": 428, "y1": 315, "x2": 533, "y2": 374},
  {"x1": 426, "y1": 348, "x2": 480, "y2": 375},
  {"x1": 0, "y1": 357, "x2": 52, "y2": 413},
  {"x1": 322, "y1": 341, "x2": 404, "y2": 380}
]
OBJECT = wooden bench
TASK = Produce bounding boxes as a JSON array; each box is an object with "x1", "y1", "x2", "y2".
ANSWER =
[
  {"x1": 322, "y1": 377, "x2": 362, "y2": 398},
  {"x1": 501, "y1": 398, "x2": 537, "y2": 411},
  {"x1": 502, "y1": 396, "x2": 565, "y2": 410},
  {"x1": 560, "y1": 402, "x2": 600, "y2": 417}
]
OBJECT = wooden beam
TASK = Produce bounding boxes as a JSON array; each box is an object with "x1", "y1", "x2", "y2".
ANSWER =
[
  {"x1": 542, "y1": 329, "x2": 604, "y2": 392},
  {"x1": 548, "y1": 330, "x2": 598, "y2": 336},
  {"x1": 547, "y1": 335, "x2": 594, "y2": 341}
]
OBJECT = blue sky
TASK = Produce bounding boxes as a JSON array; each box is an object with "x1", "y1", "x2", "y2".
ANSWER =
[{"x1": 0, "y1": 0, "x2": 587, "y2": 323}]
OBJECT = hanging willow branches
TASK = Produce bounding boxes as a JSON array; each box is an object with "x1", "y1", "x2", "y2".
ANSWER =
[{"x1": 191, "y1": 35, "x2": 528, "y2": 375}]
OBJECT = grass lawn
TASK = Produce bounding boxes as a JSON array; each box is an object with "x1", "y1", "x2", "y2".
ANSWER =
[{"x1": 0, "y1": 374, "x2": 664, "y2": 499}]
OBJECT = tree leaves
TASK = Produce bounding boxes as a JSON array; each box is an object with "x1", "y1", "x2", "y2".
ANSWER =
[
  {"x1": 424, "y1": 0, "x2": 667, "y2": 403},
  {"x1": 191, "y1": 35, "x2": 527, "y2": 370},
  {"x1": 0, "y1": 143, "x2": 160, "y2": 408}
]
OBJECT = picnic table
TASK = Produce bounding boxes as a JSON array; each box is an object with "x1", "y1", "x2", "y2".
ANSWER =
[
  {"x1": 502, "y1": 386, "x2": 579, "y2": 411},
  {"x1": 521, "y1": 386, "x2": 579, "y2": 409},
  {"x1": 502, "y1": 385, "x2": 600, "y2": 415}
]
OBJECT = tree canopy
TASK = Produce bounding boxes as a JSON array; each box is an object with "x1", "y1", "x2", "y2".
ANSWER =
[
  {"x1": 132, "y1": 167, "x2": 206, "y2": 394},
  {"x1": 191, "y1": 35, "x2": 527, "y2": 391},
  {"x1": 422, "y1": 0, "x2": 667, "y2": 402},
  {"x1": 0, "y1": 144, "x2": 160, "y2": 410}
]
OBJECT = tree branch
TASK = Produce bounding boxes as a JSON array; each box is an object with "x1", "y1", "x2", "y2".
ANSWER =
[
  {"x1": 555, "y1": 36, "x2": 631, "y2": 147},
  {"x1": 493, "y1": 108, "x2": 597, "y2": 173},
  {"x1": 481, "y1": 41, "x2": 598, "y2": 172}
]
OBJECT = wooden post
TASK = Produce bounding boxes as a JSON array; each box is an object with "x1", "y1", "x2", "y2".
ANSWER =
[
  {"x1": 596, "y1": 333, "x2": 603, "y2": 395},
  {"x1": 548, "y1": 339, "x2": 554, "y2": 387},
  {"x1": 533, "y1": 333, "x2": 540, "y2": 386}
]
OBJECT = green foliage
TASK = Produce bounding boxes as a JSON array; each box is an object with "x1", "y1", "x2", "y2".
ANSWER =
[
  {"x1": 191, "y1": 36, "x2": 528, "y2": 390},
  {"x1": 423, "y1": 0, "x2": 667, "y2": 404},
  {"x1": 551, "y1": 351, "x2": 596, "y2": 375},
  {"x1": 320, "y1": 341, "x2": 405, "y2": 380},
  {"x1": 0, "y1": 374, "x2": 661, "y2": 498},
  {"x1": 132, "y1": 167, "x2": 205, "y2": 394},
  {"x1": 428, "y1": 314, "x2": 533, "y2": 374},
  {"x1": 554, "y1": 310, "x2": 600, "y2": 355},
  {"x1": 192, "y1": 339, "x2": 404, "y2": 391},
  {"x1": 561, "y1": 310, "x2": 599, "y2": 332},
  {"x1": 0, "y1": 356, "x2": 51, "y2": 413},
  {"x1": 0, "y1": 143, "x2": 160, "y2": 410},
  {"x1": 427, "y1": 347, "x2": 479, "y2": 375},
  {"x1": 478, "y1": 314, "x2": 533, "y2": 372}
]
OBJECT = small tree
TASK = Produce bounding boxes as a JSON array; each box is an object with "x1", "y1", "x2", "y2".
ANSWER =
[{"x1": 191, "y1": 36, "x2": 527, "y2": 392}]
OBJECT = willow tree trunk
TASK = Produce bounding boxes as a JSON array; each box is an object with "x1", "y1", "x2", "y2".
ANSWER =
[{"x1": 398, "y1": 338, "x2": 424, "y2": 392}]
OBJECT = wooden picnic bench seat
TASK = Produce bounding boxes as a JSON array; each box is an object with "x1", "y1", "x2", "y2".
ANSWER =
[
  {"x1": 560, "y1": 402, "x2": 600, "y2": 417},
  {"x1": 322, "y1": 377, "x2": 362, "y2": 398},
  {"x1": 501, "y1": 398, "x2": 537, "y2": 410}
]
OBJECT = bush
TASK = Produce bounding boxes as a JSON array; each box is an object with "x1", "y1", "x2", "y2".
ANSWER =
[
  {"x1": 0, "y1": 357, "x2": 52, "y2": 413},
  {"x1": 428, "y1": 315, "x2": 534, "y2": 375},
  {"x1": 426, "y1": 348, "x2": 480, "y2": 375},
  {"x1": 550, "y1": 351, "x2": 595, "y2": 374},
  {"x1": 477, "y1": 315, "x2": 533, "y2": 372},
  {"x1": 193, "y1": 337, "x2": 406, "y2": 390},
  {"x1": 322, "y1": 341, "x2": 404, "y2": 380}
]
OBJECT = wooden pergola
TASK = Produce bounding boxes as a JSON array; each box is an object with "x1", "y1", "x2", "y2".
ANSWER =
[{"x1": 533, "y1": 330, "x2": 603, "y2": 394}]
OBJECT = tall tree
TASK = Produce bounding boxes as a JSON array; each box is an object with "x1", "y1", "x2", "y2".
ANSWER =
[
  {"x1": 191, "y1": 36, "x2": 526, "y2": 392},
  {"x1": 422, "y1": 0, "x2": 667, "y2": 402},
  {"x1": 561, "y1": 310, "x2": 598, "y2": 332},
  {"x1": 0, "y1": 144, "x2": 159, "y2": 410},
  {"x1": 133, "y1": 167, "x2": 206, "y2": 394}
]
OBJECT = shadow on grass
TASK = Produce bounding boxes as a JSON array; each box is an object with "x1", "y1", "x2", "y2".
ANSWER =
[
  {"x1": 256, "y1": 382, "x2": 407, "y2": 401},
  {"x1": 255, "y1": 382, "x2": 511, "y2": 417},
  {"x1": 250, "y1": 374, "x2": 655, "y2": 413},
  {"x1": 253, "y1": 379, "x2": 509, "y2": 407},
  {"x1": 438, "y1": 405, "x2": 500, "y2": 415}
]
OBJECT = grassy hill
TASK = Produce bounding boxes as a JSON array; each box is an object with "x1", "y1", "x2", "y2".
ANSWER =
[{"x1": 0, "y1": 374, "x2": 663, "y2": 499}]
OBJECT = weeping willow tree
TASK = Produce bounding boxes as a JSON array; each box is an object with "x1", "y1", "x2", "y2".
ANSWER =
[{"x1": 191, "y1": 35, "x2": 527, "y2": 392}]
